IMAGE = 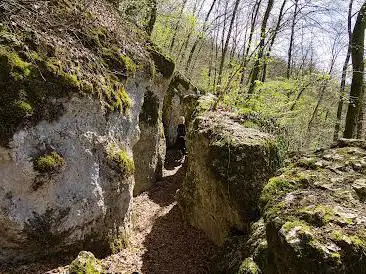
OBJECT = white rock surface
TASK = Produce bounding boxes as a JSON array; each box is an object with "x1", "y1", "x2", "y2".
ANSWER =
[{"x1": 0, "y1": 73, "x2": 166, "y2": 263}]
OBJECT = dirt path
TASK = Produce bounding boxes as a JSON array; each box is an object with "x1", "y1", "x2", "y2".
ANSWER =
[
  {"x1": 102, "y1": 150, "x2": 217, "y2": 273},
  {"x1": 4, "y1": 150, "x2": 217, "y2": 274}
]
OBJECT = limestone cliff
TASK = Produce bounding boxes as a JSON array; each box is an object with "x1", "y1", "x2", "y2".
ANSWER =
[
  {"x1": 215, "y1": 139, "x2": 366, "y2": 274},
  {"x1": 260, "y1": 139, "x2": 366, "y2": 274},
  {"x1": 0, "y1": 0, "x2": 173, "y2": 264},
  {"x1": 178, "y1": 110, "x2": 281, "y2": 245}
]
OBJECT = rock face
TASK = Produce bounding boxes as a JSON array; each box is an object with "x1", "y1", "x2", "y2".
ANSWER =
[
  {"x1": 213, "y1": 140, "x2": 366, "y2": 274},
  {"x1": 259, "y1": 139, "x2": 366, "y2": 274},
  {"x1": 0, "y1": 0, "x2": 172, "y2": 264},
  {"x1": 162, "y1": 72, "x2": 200, "y2": 148},
  {"x1": 133, "y1": 61, "x2": 174, "y2": 195},
  {"x1": 178, "y1": 111, "x2": 281, "y2": 245}
]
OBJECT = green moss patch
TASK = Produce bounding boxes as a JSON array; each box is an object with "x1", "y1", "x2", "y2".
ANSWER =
[
  {"x1": 33, "y1": 152, "x2": 65, "y2": 173},
  {"x1": 238, "y1": 258, "x2": 261, "y2": 274},
  {"x1": 69, "y1": 251, "x2": 102, "y2": 274},
  {"x1": 148, "y1": 43, "x2": 175, "y2": 78},
  {"x1": 261, "y1": 144, "x2": 366, "y2": 273},
  {"x1": 107, "y1": 146, "x2": 135, "y2": 177},
  {"x1": 101, "y1": 47, "x2": 137, "y2": 79},
  {"x1": 0, "y1": 44, "x2": 80, "y2": 145},
  {"x1": 0, "y1": 27, "x2": 136, "y2": 146}
]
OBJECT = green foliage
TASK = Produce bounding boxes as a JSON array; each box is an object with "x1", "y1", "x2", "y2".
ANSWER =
[
  {"x1": 238, "y1": 258, "x2": 261, "y2": 274},
  {"x1": 69, "y1": 251, "x2": 101, "y2": 274},
  {"x1": 101, "y1": 47, "x2": 137, "y2": 78},
  {"x1": 222, "y1": 75, "x2": 339, "y2": 151},
  {"x1": 107, "y1": 146, "x2": 135, "y2": 176},
  {"x1": 33, "y1": 152, "x2": 65, "y2": 173}
]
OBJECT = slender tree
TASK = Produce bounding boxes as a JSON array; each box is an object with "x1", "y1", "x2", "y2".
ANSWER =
[
  {"x1": 169, "y1": 0, "x2": 189, "y2": 52},
  {"x1": 213, "y1": 0, "x2": 241, "y2": 108},
  {"x1": 239, "y1": 0, "x2": 262, "y2": 86},
  {"x1": 344, "y1": 1, "x2": 366, "y2": 138},
  {"x1": 146, "y1": 0, "x2": 157, "y2": 36},
  {"x1": 262, "y1": 0, "x2": 288, "y2": 82},
  {"x1": 287, "y1": 0, "x2": 299, "y2": 79},
  {"x1": 248, "y1": 0, "x2": 275, "y2": 94},
  {"x1": 185, "y1": 0, "x2": 217, "y2": 71},
  {"x1": 333, "y1": 0, "x2": 353, "y2": 140}
]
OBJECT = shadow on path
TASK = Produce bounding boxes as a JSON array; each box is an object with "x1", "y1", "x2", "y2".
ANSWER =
[
  {"x1": 141, "y1": 205, "x2": 217, "y2": 274},
  {"x1": 141, "y1": 149, "x2": 218, "y2": 274},
  {"x1": 147, "y1": 149, "x2": 187, "y2": 207}
]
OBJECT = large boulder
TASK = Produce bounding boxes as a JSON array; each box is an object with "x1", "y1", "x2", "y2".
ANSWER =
[
  {"x1": 0, "y1": 0, "x2": 169, "y2": 264},
  {"x1": 261, "y1": 139, "x2": 366, "y2": 273},
  {"x1": 178, "y1": 111, "x2": 281, "y2": 245},
  {"x1": 69, "y1": 251, "x2": 103, "y2": 274}
]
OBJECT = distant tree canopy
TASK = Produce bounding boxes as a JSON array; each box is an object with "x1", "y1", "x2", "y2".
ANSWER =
[{"x1": 116, "y1": 0, "x2": 366, "y2": 150}]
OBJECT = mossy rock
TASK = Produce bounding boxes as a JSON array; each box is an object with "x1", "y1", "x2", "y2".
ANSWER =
[
  {"x1": 261, "y1": 142, "x2": 366, "y2": 273},
  {"x1": 148, "y1": 43, "x2": 175, "y2": 78},
  {"x1": 106, "y1": 146, "x2": 135, "y2": 177},
  {"x1": 0, "y1": 24, "x2": 136, "y2": 146},
  {"x1": 238, "y1": 258, "x2": 261, "y2": 274},
  {"x1": 101, "y1": 47, "x2": 137, "y2": 80},
  {"x1": 69, "y1": 251, "x2": 102, "y2": 274},
  {"x1": 33, "y1": 151, "x2": 65, "y2": 173}
]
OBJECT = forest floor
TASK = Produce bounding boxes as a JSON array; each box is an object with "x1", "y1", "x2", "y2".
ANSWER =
[{"x1": 3, "y1": 150, "x2": 217, "y2": 274}]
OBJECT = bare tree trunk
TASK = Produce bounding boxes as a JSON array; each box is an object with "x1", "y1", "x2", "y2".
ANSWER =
[
  {"x1": 239, "y1": 0, "x2": 262, "y2": 86},
  {"x1": 333, "y1": 0, "x2": 353, "y2": 141},
  {"x1": 290, "y1": 81, "x2": 314, "y2": 111},
  {"x1": 185, "y1": 0, "x2": 217, "y2": 71},
  {"x1": 287, "y1": 0, "x2": 299, "y2": 79},
  {"x1": 208, "y1": 38, "x2": 215, "y2": 88},
  {"x1": 213, "y1": 0, "x2": 241, "y2": 108},
  {"x1": 169, "y1": 0, "x2": 189, "y2": 53},
  {"x1": 357, "y1": 103, "x2": 365, "y2": 138},
  {"x1": 248, "y1": 0, "x2": 275, "y2": 94},
  {"x1": 177, "y1": 0, "x2": 207, "y2": 63},
  {"x1": 344, "y1": 1, "x2": 366, "y2": 138},
  {"x1": 307, "y1": 80, "x2": 330, "y2": 134},
  {"x1": 145, "y1": 0, "x2": 157, "y2": 36},
  {"x1": 262, "y1": 0, "x2": 287, "y2": 82}
]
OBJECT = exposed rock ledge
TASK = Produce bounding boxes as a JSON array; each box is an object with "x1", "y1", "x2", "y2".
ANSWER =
[
  {"x1": 0, "y1": 0, "x2": 174, "y2": 264},
  {"x1": 214, "y1": 139, "x2": 366, "y2": 274},
  {"x1": 178, "y1": 111, "x2": 281, "y2": 246}
]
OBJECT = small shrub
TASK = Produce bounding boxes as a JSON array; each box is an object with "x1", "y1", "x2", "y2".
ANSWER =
[
  {"x1": 33, "y1": 152, "x2": 65, "y2": 173},
  {"x1": 69, "y1": 251, "x2": 101, "y2": 274},
  {"x1": 107, "y1": 147, "x2": 135, "y2": 176}
]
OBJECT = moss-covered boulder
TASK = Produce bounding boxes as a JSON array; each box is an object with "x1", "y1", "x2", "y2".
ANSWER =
[
  {"x1": 213, "y1": 219, "x2": 277, "y2": 274},
  {"x1": 69, "y1": 251, "x2": 102, "y2": 274},
  {"x1": 0, "y1": 0, "x2": 171, "y2": 265},
  {"x1": 261, "y1": 139, "x2": 366, "y2": 273},
  {"x1": 178, "y1": 111, "x2": 281, "y2": 245}
]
